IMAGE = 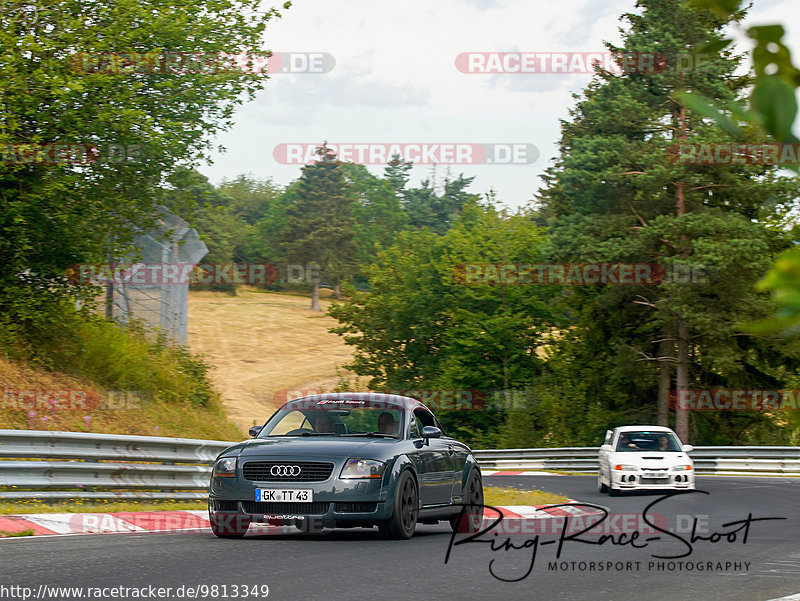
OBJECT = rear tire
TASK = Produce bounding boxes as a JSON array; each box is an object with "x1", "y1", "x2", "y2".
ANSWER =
[
  {"x1": 379, "y1": 470, "x2": 418, "y2": 539},
  {"x1": 449, "y1": 469, "x2": 484, "y2": 534}
]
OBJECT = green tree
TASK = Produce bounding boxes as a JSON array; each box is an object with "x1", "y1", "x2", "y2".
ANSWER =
[
  {"x1": 280, "y1": 144, "x2": 358, "y2": 309},
  {"x1": 161, "y1": 168, "x2": 252, "y2": 293},
  {"x1": 0, "y1": 0, "x2": 288, "y2": 340},
  {"x1": 341, "y1": 163, "x2": 408, "y2": 269},
  {"x1": 329, "y1": 200, "x2": 551, "y2": 446},
  {"x1": 537, "y1": 0, "x2": 800, "y2": 443},
  {"x1": 218, "y1": 174, "x2": 283, "y2": 227},
  {"x1": 403, "y1": 174, "x2": 480, "y2": 234}
]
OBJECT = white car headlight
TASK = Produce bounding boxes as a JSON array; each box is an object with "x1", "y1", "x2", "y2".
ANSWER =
[
  {"x1": 213, "y1": 457, "x2": 237, "y2": 477},
  {"x1": 614, "y1": 464, "x2": 638, "y2": 471},
  {"x1": 672, "y1": 465, "x2": 692, "y2": 471},
  {"x1": 340, "y1": 458, "x2": 386, "y2": 479}
]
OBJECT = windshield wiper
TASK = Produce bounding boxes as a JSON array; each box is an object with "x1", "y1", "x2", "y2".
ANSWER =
[
  {"x1": 285, "y1": 432, "x2": 336, "y2": 437},
  {"x1": 339, "y1": 432, "x2": 395, "y2": 438}
]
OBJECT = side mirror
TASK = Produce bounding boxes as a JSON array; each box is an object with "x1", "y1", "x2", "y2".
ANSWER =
[
  {"x1": 421, "y1": 426, "x2": 442, "y2": 439},
  {"x1": 600, "y1": 444, "x2": 613, "y2": 452},
  {"x1": 682, "y1": 444, "x2": 694, "y2": 453},
  {"x1": 249, "y1": 425, "x2": 262, "y2": 438}
]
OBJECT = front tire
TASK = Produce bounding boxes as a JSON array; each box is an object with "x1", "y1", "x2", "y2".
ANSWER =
[
  {"x1": 450, "y1": 469, "x2": 484, "y2": 534},
  {"x1": 597, "y1": 474, "x2": 609, "y2": 493},
  {"x1": 210, "y1": 514, "x2": 251, "y2": 538},
  {"x1": 379, "y1": 470, "x2": 418, "y2": 539}
]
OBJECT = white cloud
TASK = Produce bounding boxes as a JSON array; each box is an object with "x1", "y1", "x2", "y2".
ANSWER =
[{"x1": 201, "y1": 0, "x2": 800, "y2": 210}]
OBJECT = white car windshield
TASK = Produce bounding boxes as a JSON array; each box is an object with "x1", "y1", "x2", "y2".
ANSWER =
[{"x1": 615, "y1": 431, "x2": 681, "y2": 452}]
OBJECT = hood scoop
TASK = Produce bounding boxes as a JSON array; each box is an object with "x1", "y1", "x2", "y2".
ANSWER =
[{"x1": 642, "y1": 456, "x2": 664, "y2": 460}]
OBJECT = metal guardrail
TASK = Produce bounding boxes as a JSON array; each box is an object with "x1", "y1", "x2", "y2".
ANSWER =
[
  {"x1": 0, "y1": 430, "x2": 233, "y2": 501},
  {"x1": 473, "y1": 446, "x2": 800, "y2": 476},
  {"x1": 0, "y1": 431, "x2": 798, "y2": 502}
]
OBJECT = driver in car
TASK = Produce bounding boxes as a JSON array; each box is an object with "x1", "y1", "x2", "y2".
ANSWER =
[
  {"x1": 314, "y1": 413, "x2": 334, "y2": 433},
  {"x1": 377, "y1": 412, "x2": 397, "y2": 435}
]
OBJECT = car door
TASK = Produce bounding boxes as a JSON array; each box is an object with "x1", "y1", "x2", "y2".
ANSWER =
[
  {"x1": 441, "y1": 418, "x2": 468, "y2": 501},
  {"x1": 411, "y1": 409, "x2": 453, "y2": 506},
  {"x1": 599, "y1": 429, "x2": 614, "y2": 483}
]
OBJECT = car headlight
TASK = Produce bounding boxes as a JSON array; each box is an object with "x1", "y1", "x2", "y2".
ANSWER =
[
  {"x1": 672, "y1": 465, "x2": 692, "y2": 471},
  {"x1": 213, "y1": 457, "x2": 237, "y2": 477},
  {"x1": 614, "y1": 464, "x2": 638, "y2": 471},
  {"x1": 340, "y1": 458, "x2": 386, "y2": 479}
]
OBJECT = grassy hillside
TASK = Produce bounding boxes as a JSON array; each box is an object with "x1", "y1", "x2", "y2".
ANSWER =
[
  {"x1": 0, "y1": 355, "x2": 243, "y2": 440},
  {"x1": 187, "y1": 287, "x2": 355, "y2": 431},
  {"x1": 0, "y1": 288, "x2": 353, "y2": 440}
]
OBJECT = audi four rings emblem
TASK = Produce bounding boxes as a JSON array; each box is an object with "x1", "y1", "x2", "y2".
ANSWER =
[{"x1": 270, "y1": 465, "x2": 301, "y2": 477}]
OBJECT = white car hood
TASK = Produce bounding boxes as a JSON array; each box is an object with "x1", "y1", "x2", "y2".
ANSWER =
[{"x1": 608, "y1": 452, "x2": 693, "y2": 468}]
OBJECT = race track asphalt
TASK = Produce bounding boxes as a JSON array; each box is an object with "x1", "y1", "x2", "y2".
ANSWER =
[{"x1": 2, "y1": 475, "x2": 798, "y2": 601}]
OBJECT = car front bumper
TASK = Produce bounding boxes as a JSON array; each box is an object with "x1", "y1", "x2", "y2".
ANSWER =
[
  {"x1": 208, "y1": 457, "x2": 397, "y2": 527},
  {"x1": 611, "y1": 470, "x2": 695, "y2": 490}
]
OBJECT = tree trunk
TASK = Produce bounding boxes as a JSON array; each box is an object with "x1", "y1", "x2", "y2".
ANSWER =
[
  {"x1": 675, "y1": 317, "x2": 690, "y2": 442},
  {"x1": 334, "y1": 282, "x2": 342, "y2": 300},
  {"x1": 310, "y1": 280, "x2": 320, "y2": 311},
  {"x1": 673, "y1": 96, "x2": 690, "y2": 442},
  {"x1": 657, "y1": 337, "x2": 671, "y2": 427}
]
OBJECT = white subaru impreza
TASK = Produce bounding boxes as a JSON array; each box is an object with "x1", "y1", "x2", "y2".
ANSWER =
[{"x1": 597, "y1": 426, "x2": 695, "y2": 495}]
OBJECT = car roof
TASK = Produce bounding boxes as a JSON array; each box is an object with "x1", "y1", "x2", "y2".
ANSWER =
[
  {"x1": 285, "y1": 392, "x2": 427, "y2": 411},
  {"x1": 614, "y1": 425, "x2": 675, "y2": 433}
]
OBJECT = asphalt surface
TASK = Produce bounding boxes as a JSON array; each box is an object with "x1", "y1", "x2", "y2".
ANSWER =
[{"x1": 2, "y1": 475, "x2": 799, "y2": 601}]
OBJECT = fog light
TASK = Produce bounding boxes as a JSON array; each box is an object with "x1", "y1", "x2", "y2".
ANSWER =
[{"x1": 629, "y1": 475, "x2": 636, "y2": 482}]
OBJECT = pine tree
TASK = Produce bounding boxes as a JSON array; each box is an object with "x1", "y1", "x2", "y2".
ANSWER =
[
  {"x1": 538, "y1": 0, "x2": 800, "y2": 442},
  {"x1": 281, "y1": 144, "x2": 358, "y2": 310}
]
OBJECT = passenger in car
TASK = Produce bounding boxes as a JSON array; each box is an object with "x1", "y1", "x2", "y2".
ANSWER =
[{"x1": 377, "y1": 412, "x2": 397, "y2": 435}]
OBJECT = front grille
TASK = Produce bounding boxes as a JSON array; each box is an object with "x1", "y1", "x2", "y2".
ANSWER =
[
  {"x1": 242, "y1": 461, "x2": 334, "y2": 482},
  {"x1": 212, "y1": 500, "x2": 238, "y2": 511},
  {"x1": 640, "y1": 477, "x2": 670, "y2": 484},
  {"x1": 241, "y1": 501, "x2": 330, "y2": 515},
  {"x1": 335, "y1": 502, "x2": 377, "y2": 513}
]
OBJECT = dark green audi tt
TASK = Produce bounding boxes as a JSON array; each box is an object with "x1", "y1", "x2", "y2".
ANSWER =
[{"x1": 208, "y1": 392, "x2": 484, "y2": 539}]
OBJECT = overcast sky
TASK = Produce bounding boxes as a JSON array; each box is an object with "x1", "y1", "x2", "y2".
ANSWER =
[{"x1": 201, "y1": 0, "x2": 800, "y2": 211}]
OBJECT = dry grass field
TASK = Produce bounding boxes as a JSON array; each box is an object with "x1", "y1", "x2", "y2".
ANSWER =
[{"x1": 187, "y1": 288, "x2": 355, "y2": 432}]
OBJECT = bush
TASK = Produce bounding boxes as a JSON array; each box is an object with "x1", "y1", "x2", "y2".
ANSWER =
[{"x1": 7, "y1": 303, "x2": 217, "y2": 408}]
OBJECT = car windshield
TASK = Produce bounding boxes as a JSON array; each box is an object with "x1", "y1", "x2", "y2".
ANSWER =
[
  {"x1": 615, "y1": 431, "x2": 682, "y2": 452},
  {"x1": 258, "y1": 399, "x2": 404, "y2": 438}
]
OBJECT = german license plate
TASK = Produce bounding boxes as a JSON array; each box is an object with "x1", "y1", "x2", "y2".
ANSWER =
[
  {"x1": 643, "y1": 472, "x2": 665, "y2": 479},
  {"x1": 255, "y1": 489, "x2": 313, "y2": 502}
]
